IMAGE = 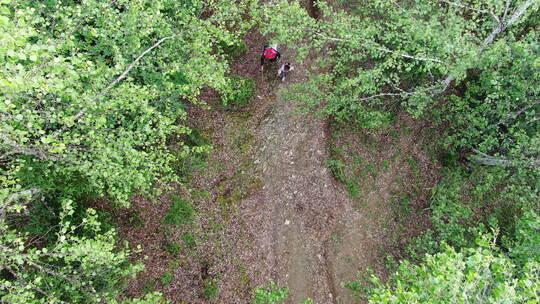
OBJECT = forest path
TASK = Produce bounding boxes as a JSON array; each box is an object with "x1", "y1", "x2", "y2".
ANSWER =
[{"x1": 241, "y1": 53, "x2": 367, "y2": 303}]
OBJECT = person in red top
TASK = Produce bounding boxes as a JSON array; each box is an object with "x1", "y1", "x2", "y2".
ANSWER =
[{"x1": 260, "y1": 45, "x2": 281, "y2": 70}]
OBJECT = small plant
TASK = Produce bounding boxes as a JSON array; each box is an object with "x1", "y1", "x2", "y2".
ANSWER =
[
  {"x1": 326, "y1": 158, "x2": 346, "y2": 182},
  {"x1": 384, "y1": 254, "x2": 398, "y2": 271},
  {"x1": 125, "y1": 210, "x2": 145, "y2": 227},
  {"x1": 253, "y1": 280, "x2": 289, "y2": 304},
  {"x1": 440, "y1": 150, "x2": 458, "y2": 167},
  {"x1": 406, "y1": 156, "x2": 420, "y2": 174},
  {"x1": 160, "y1": 270, "x2": 173, "y2": 286},
  {"x1": 343, "y1": 269, "x2": 375, "y2": 302},
  {"x1": 346, "y1": 179, "x2": 360, "y2": 198},
  {"x1": 202, "y1": 277, "x2": 220, "y2": 299},
  {"x1": 222, "y1": 76, "x2": 256, "y2": 108},
  {"x1": 164, "y1": 241, "x2": 181, "y2": 255},
  {"x1": 331, "y1": 234, "x2": 343, "y2": 244},
  {"x1": 181, "y1": 232, "x2": 197, "y2": 250},
  {"x1": 164, "y1": 196, "x2": 195, "y2": 226}
]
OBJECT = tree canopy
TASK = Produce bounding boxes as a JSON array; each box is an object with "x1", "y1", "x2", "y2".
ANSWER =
[{"x1": 1, "y1": 0, "x2": 539, "y2": 303}]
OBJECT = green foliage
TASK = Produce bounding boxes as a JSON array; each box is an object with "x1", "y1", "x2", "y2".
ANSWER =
[
  {"x1": 202, "y1": 277, "x2": 220, "y2": 299},
  {"x1": 20, "y1": 199, "x2": 59, "y2": 241},
  {"x1": 164, "y1": 196, "x2": 195, "y2": 226},
  {"x1": 326, "y1": 158, "x2": 346, "y2": 182},
  {"x1": 438, "y1": 36, "x2": 539, "y2": 163},
  {"x1": 361, "y1": 238, "x2": 540, "y2": 304},
  {"x1": 261, "y1": 0, "x2": 540, "y2": 152},
  {"x1": 1, "y1": 0, "x2": 253, "y2": 206},
  {"x1": 507, "y1": 211, "x2": 540, "y2": 266},
  {"x1": 439, "y1": 150, "x2": 458, "y2": 167},
  {"x1": 410, "y1": 166, "x2": 539, "y2": 256},
  {"x1": 220, "y1": 39, "x2": 249, "y2": 59},
  {"x1": 180, "y1": 232, "x2": 198, "y2": 250},
  {"x1": 221, "y1": 76, "x2": 256, "y2": 108},
  {"x1": 1, "y1": 199, "x2": 145, "y2": 303},
  {"x1": 253, "y1": 281, "x2": 289, "y2": 304},
  {"x1": 111, "y1": 292, "x2": 169, "y2": 304},
  {"x1": 346, "y1": 178, "x2": 360, "y2": 199},
  {"x1": 0, "y1": 0, "x2": 254, "y2": 302},
  {"x1": 160, "y1": 271, "x2": 173, "y2": 286},
  {"x1": 164, "y1": 241, "x2": 182, "y2": 255}
]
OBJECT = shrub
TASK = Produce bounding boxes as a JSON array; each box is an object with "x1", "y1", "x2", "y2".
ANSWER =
[
  {"x1": 160, "y1": 271, "x2": 173, "y2": 286},
  {"x1": 326, "y1": 158, "x2": 346, "y2": 182},
  {"x1": 440, "y1": 150, "x2": 458, "y2": 167},
  {"x1": 181, "y1": 232, "x2": 197, "y2": 250},
  {"x1": 222, "y1": 76, "x2": 256, "y2": 108},
  {"x1": 164, "y1": 241, "x2": 181, "y2": 255},
  {"x1": 202, "y1": 278, "x2": 219, "y2": 299},
  {"x1": 253, "y1": 281, "x2": 289, "y2": 304},
  {"x1": 219, "y1": 40, "x2": 248, "y2": 58},
  {"x1": 164, "y1": 196, "x2": 195, "y2": 226}
]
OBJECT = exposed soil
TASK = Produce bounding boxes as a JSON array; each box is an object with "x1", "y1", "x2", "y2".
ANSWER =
[{"x1": 110, "y1": 24, "x2": 440, "y2": 304}]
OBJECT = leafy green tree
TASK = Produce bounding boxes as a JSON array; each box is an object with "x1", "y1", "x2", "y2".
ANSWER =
[
  {"x1": 353, "y1": 238, "x2": 539, "y2": 303},
  {"x1": 258, "y1": 2, "x2": 539, "y2": 302},
  {"x1": 0, "y1": 0, "x2": 252, "y2": 205},
  {"x1": 0, "y1": 199, "x2": 163, "y2": 303},
  {"x1": 1, "y1": 0, "x2": 255, "y2": 302},
  {"x1": 260, "y1": 1, "x2": 539, "y2": 153},
  {"x1": 407, "y1": 165, "x2": 539, "y2": 256}
]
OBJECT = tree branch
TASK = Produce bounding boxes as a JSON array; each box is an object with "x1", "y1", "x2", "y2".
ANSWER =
[
  {"x1": 470, "y1": 149, "x2": 540, "y2": 167},
  {"x1": 434, "y1": 0, "x2": 535, "y2": 94},
  {"x1": 358, "y1": 92, "x2": 407, "y2": 102},
  {"x1": 503, "y1": 0, "x2": 511, "y2": 20},
  {"x1": 4, "y1": 188, "x2": 42, "y2": 204},
  {"x1": 6, "y1": 267, "x2": 73, "y2": 304},
  {"x1": 315, "y1": 33, "x2": 444, "y2": 63},
  {"x1": 0, "y1": 133, "x2": 62, "y2": 161},
  {"x1": 105, "y1": 34, "x2": 181, "y2": 90},
  {"x1": 498, "y1": 99, "x2": 540, "y2": 125},
  {"x1": 65, "y1": 33, "x2": 182, "y2": 131}
]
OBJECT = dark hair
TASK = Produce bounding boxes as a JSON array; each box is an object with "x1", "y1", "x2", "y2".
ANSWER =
[{"x1": 284, "y1": 63, "x2": 291, "y2": 71}]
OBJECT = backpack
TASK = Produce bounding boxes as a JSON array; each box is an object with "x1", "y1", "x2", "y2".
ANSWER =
[{"x1": 263, "y1": 47, "x2": 278, "y2": 59}]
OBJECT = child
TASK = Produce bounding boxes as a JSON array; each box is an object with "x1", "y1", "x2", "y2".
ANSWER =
[{"x1": 277, "y1": 62, "x2": 294, "y2": 82}]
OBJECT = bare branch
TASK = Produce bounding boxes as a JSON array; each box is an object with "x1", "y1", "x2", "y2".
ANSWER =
[
  {"x1": 4, "y1": 188, "x2": 41, "y2": 204},
  {"x1": 503, "y1": 0, "x2": 511, "y2": 20},
  {"x1": 434, "y1": 0, "x2": 535, "y2": 94},
  {"x1": 357, "y1": 91, "x2": 415, "y2": 102},
  {"x1": 105, "y1": 34, "x2": 181, "y2": 90},
  {"x1": 470, "y1": 149, "x2": 540, "y2": 167},
  {"x1": 315, "y1": 33, "x2": 444, "y2": 63},
  {"x1": 65, "y1": 33, "x2": 181, "y2": 131},
  {"x1": 500, "y1": 99, "x2": 540, "y2": 125},
  {"x1": 0, "y1": 133, "x2": 61, "y2": 161},
  {"x1": 526, "y1": 115, "x2": 540, "y2": 125}
]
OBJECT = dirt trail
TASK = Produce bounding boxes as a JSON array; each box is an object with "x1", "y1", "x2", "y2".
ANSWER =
[
  {"x1": 239, "y1": 55, "x2": 364, "y2": 303},
  {"x1": 116, "y1": 8, "x2": 436, "y2": 302}
]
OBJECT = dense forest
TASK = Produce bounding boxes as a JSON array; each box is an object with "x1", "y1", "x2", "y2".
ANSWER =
[{"x1": 1, "y1": 0, "x2": 538, "y2": 303}]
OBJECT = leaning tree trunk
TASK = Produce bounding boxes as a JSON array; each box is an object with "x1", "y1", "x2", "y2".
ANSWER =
[{"x1": 434, "y1": 0, "x2": 536, "y2": 94}]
